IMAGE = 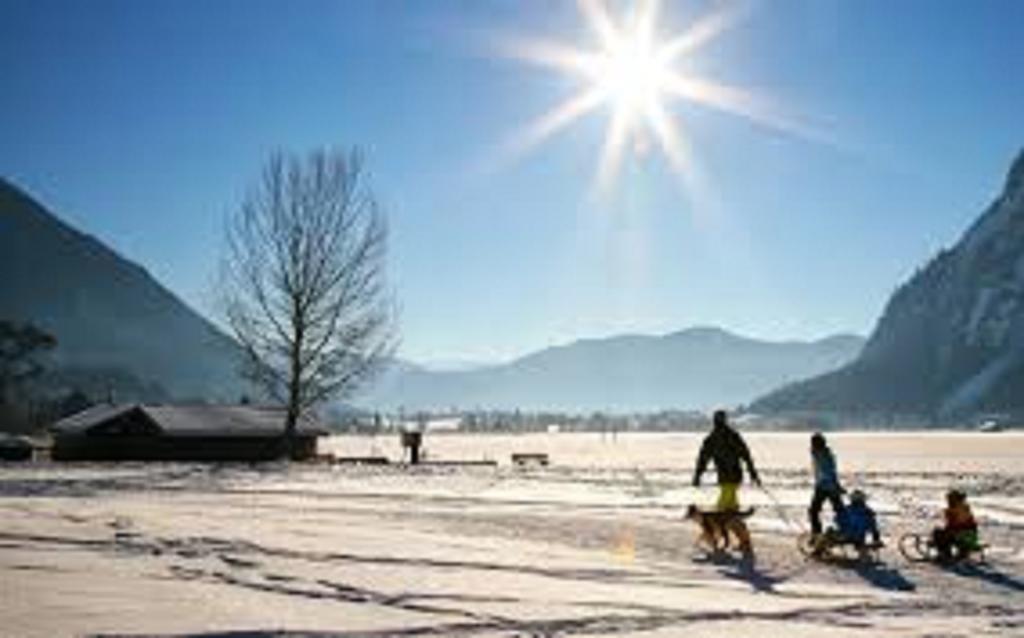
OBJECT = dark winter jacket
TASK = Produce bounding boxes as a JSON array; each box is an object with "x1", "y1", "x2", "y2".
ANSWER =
[
  {"x1": 837, "y1": 502, "x2": 880, "y2": 544},
  {"x1": 812, "y1": 447, "x2": 840, "y2": 491},
  {"x1": 693, "y1": 424, "x2": 760, "y2": 486}
]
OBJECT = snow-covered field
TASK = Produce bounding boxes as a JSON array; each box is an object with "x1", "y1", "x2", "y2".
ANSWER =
[{"x1": 1, "y1": 432, "x2": 1022, "y2": 637}]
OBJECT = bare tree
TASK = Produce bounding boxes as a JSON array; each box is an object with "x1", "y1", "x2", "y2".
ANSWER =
[{"x1": 221, "y1": 148, "x2": 396, "y2": 457}]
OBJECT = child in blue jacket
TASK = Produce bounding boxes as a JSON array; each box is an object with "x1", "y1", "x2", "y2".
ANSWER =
[{"x1": 836, "y1": 489, "x2": 882, "y2": 551}]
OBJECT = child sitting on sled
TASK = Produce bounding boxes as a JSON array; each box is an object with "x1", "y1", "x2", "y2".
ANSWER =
[
  {"x1": 836, "y1": 489, "x2": 882, "y2": 550},
  {"x1": 814, "y1": 489, "x2": 881, "y2": 559},
  {"x1": 932, "y1": 489, "x2": 979, "y2": 562}
]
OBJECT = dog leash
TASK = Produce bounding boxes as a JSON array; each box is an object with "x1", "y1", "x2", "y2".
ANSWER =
[{"x1": 759, "y1": 483, "x2": 809, "y2": 535}]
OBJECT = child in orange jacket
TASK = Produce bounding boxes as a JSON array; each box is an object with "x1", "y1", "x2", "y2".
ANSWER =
[{"x1": 932, "y1": 489, "x2": 978, "y2": 561}]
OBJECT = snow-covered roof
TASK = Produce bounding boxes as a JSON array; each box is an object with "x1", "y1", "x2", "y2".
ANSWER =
[
  {"x1": 53, "y1": 403, "x2": 135, "y2": 433},
  {"x1": 53, "y1": 404, "x2": 327, "y2": 438}
]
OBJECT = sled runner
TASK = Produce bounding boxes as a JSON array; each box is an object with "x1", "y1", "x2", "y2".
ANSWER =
[
  {"x1": 898, "y1": 532, "x2": 987, "y2": 564},
  {"x1": 797, "y1": 530, "x2": 883, "y2": 564}
]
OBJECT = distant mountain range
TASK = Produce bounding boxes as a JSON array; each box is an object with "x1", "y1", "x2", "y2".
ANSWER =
[
  {"x1": 363, "y1": 328, "x2": 865, "y2": 412},
  {"x1": 12, "y1": 146, "x2": 1024, "y2": 420},
  {"x1": 753, "y1": 149, "x2": 1024, "y2": 421},
  {"x1": 0, "y1": 177, "x2": 244, "y2": 402},
  {"x1": 1, "y1": 176, "x2": 864, "y2": 414}
]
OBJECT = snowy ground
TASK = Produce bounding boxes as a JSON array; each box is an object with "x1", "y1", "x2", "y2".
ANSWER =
[{"x1": 1, "y1": 432, "x2": 1022, "y2": 637}]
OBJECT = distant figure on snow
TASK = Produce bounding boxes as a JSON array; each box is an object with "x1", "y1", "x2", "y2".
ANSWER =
[
  {"x1": 692, "y1": 410, "x2": 762, "y2": 512},
  {"x1": 809, "y1": 432, "x2": 845, "y2": 537},
  {"x1": 401, "y1": 429, "x2": 424, "y2": 465}
]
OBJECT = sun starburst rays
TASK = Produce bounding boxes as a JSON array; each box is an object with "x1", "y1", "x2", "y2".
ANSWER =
[
  {"x1": 655, "y1": 2, "x2": 749, "y2": 66},
  {"x1": 500, "y1": 0, "x2": 817, "y2": 193},
  {"x1": 513, "y1": 86, "x2": 608, "y2": 159}
]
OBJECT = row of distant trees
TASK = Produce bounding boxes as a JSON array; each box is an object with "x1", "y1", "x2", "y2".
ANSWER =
[
  {"x1": 332, "y1": 407, "x2": 942, "y2": 434},
  {"x1": 332, "y1": 409, "x2": 948, "y2": 434},
  {"x1": 334, "y1": 409, "x2": 719, "y2": 434}
]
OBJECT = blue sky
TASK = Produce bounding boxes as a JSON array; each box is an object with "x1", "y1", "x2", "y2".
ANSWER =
[{"x1": 2, "y1": 0, "x2": 1023, "y2": 363}]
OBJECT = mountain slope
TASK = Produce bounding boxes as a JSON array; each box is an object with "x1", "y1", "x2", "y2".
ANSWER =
[
  {"x1": 364, "y1": 328, "x2": 864, "y2": 412},
  {"x1": 0, "y1": 177, "x2": 243, "y2": 401},
  {"x1": 753, "y1": 149, "x2": 1024, "y2": 419}
]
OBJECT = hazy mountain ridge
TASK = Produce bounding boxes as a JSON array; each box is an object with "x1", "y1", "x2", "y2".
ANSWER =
[
  {"x1": 364, "y1": 327, "x2": 865, "y2": 412},
  {"x1": 0, "y1": 177, "x2": 244, "y2": 401},
  {"x1": 753, "y1": 149, "x2": 1024, "y2": 419}
]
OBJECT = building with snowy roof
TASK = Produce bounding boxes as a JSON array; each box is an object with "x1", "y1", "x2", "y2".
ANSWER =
[{"x1": 51, "y1": 404, "x2": 327, "y2": 461}]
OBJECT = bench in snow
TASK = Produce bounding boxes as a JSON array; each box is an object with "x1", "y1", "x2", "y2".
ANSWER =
[
  {"x1": 335, "y1": 456, "x2": 390, "y2": 465},
  {"x1": 512, "y1": 453, "x2": 549, "y2": 467}
]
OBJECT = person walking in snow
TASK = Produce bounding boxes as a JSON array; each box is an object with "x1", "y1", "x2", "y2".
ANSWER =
[
  {"x1": 808, "y1": 432, "x2": 845, "y2": 537},
  {"x1": 693, "y1": 410, "x2": 762, "y2": 513}
]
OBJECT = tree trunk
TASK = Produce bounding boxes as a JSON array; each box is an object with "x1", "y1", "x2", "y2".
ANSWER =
[
  {"x1": 283, "y1": 408, "x2": 298, "y2": 460},
  {"x1": 284, "y1": 303, "x2": 304, "y2": 461}
]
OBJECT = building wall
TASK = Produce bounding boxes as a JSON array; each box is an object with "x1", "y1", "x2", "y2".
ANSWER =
[{"x1": 52, "y1": 434, "x2": 318, "y2": 462}]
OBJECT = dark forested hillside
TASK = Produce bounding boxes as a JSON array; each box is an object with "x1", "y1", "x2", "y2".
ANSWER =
[{"x1": 0, "y1": 177, "x2": 244, "y2": 403}]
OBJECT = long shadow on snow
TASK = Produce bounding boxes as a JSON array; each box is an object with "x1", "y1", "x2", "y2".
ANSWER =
[
  {"x1": 0, "y1": 465, "x2": 222, "y2": 499},
  {"x1": 946, "y1": 561, "x2": 1024, "y2": 593},
  {"x1": 691, "y1": 551, "x2": 788, "y2": 594},
  {"x1": 89, "y1": 598, "x2": 950, "y2": 638},
  {"x1": 0, "y1": 529, "x2": 692, "y2": 592},
  {"x1": 852, "y1": 562, "x2": 916, "y2": 592}
]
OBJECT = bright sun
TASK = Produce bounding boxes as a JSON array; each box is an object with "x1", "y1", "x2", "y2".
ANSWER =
[
  {"x1": 503, "y1": 0, "x2": 808, "y2": 191},
  {"x1": 599, "y1": 29, "x2": 666, "y2": 120}
]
